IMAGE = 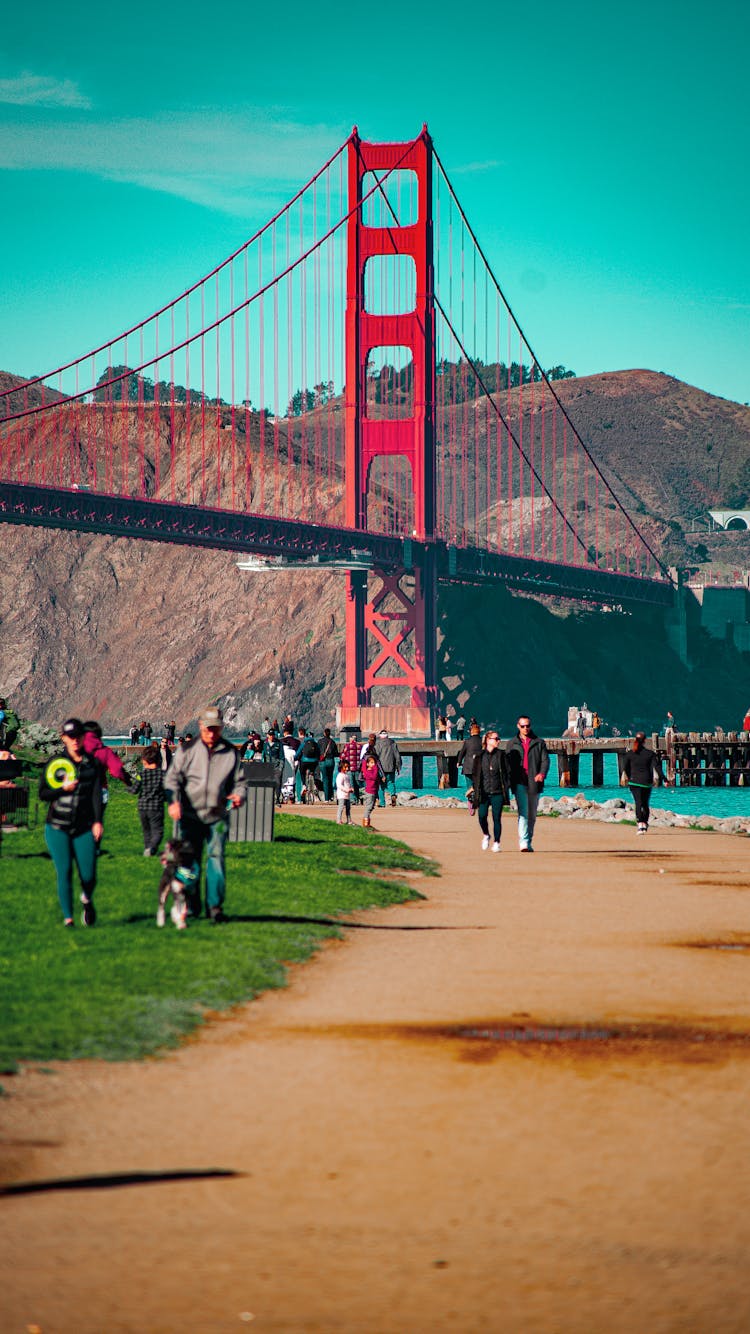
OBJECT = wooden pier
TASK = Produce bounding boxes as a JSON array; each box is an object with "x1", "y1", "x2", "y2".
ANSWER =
[{"x1": 396, "y1": 735, "x2": 750, "y2": 789}]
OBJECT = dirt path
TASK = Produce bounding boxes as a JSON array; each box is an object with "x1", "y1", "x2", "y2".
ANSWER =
[{"x1": 3, "y1": 809, "x2": 750, "y2": 1333}]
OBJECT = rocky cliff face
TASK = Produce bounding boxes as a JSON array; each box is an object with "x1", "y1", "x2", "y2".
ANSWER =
[
  {"x1": 0, "y1": 527, "x2": 344, "y2": 733},
  {"x1": 1, "y1": 369, "x2": 749, "y2": 733}
]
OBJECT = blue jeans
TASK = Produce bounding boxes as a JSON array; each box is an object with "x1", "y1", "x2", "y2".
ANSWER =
[
  {"x1": 179, "y1": 815, "x2": 228, "y2": 911},
  {"x1": 45, "y1": 825, "x2": 97, "y2": 920},
  {"x1": 513, "y1": 785, "x2": 539, "y2": 849}
]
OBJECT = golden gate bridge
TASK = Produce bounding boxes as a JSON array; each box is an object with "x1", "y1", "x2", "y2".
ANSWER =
[{"x1": 0, "y1": 126, "x2": 673, "y2": 733}]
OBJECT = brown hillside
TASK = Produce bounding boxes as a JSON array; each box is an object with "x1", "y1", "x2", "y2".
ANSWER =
[{"x1": 1, "y1": 369, "x2": 749, "y2": 733}]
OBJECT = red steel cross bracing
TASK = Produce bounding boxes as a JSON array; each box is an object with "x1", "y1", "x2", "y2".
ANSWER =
[{"x1": 341, "y1": 128, "x2": 438, "y2": 724}]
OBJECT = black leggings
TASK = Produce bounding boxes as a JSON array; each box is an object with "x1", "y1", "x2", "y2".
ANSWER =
[
  {"x1": 630, "y1": 785, "x2": 652, "y2": 825},
  {"x1": 478, "y1": 794, "x2": 504, "y2": 842}
]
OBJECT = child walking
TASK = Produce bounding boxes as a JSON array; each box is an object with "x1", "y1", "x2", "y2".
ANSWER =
[
  {"x1": 335, "y1": 759, "x2": 354, "y2": 825},
  {"x1": 361, "y1": 752, "x2": 381, "y2": 829},
  {"x1": 134, "y1": 744, "x2": 165, "y2": 856}
]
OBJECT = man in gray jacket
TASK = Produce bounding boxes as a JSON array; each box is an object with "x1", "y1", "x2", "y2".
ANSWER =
[
  {"x1": 375, "y1": 729, "x2": 402, "y2": 808},
  {"x1": 165, "y1": 705, "x2": 246, "y2": 922}
]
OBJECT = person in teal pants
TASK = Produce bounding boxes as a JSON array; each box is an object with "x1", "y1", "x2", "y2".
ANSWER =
[{"x1": 39, "y1": 719, "x2": 103, "y2": 927}]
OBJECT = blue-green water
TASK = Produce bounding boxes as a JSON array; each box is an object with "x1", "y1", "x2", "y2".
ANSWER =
[
  {"x1": 395, "y1": 751, "x2": 750, "y2": 820},
  {"x1": 108, "y1": 739, "x2": 749, "y2": 821}
]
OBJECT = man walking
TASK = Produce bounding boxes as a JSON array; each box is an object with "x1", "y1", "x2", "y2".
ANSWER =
[
  {"x1": 506, "y1": 716, "x2": 549, "y2": 852},
  {"x1": 165, "y1": 705, "x2": 247, "y2": 922},
  {"x1": 375, "y1": 729, "x2": 402, "y2": 807},
  {"x1": 318, "y1": 727, "x2": 339, "y2": 801}
]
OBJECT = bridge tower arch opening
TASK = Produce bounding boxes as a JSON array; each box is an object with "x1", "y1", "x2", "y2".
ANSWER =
[{"x1": 339, "y1": 128, "x2": 438, "y2": 734}]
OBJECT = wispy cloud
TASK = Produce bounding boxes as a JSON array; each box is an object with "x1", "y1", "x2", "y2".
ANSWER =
[
  {"x1": 0, "y1": 109, "x2": 345, "y2": 214},
  {"x1": 448, "y1": 159, "x2": 503, "y2": 175},
  {"x1": 0, "y1": 71, "x2": 91, "y2": 109}
]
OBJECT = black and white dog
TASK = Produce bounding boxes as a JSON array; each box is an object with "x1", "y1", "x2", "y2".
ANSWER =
[{"x1": 156, "y1": 839, "x2": 200, "y2": 929}]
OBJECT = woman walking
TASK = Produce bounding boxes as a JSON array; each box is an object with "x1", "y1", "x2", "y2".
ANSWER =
[
  {"x1": 621, "y1": 731, "x2": 663, "y2": 834},
  {"x1": 471, "y1": 730, "x2": 510, "y2": 852},
  {"x1": 39, "y1": 718, "x2": 104, "y2": 927}
]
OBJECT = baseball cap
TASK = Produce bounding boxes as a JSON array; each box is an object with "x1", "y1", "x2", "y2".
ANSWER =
[
  {"x1": 379, "y1": 729, "x2": 388, "y2": 737},
  {"x1": 199, "y1": 706, "x2": 223, "y2": 727},
  {"x1": 61, "y1": 718, "x2": 85, "y2": 739}
]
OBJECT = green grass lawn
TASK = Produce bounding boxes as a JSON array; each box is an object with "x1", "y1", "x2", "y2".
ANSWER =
[{"x1": 0, "y1": 788, "x2": 435, "y2": 1069}]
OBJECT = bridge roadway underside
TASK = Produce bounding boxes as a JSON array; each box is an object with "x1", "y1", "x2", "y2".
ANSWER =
[{"x1": 0, "y1": 481, "x2": 674, "y2": 608}]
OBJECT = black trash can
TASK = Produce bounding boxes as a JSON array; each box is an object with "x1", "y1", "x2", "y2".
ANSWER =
[{"x1": 228, "y1": 762, "x2": 276, "y2": 842}]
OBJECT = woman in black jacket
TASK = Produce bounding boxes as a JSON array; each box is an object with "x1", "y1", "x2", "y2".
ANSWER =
[
  {"x1": 39, "y1": 718, "x2": 103, "y2": 926},
  {"x1": 471, "y1": 730, "x2": 510, "y2": 852},
  {"x1": 621, "y1": 731, "x2": 663, "y2": 834}
]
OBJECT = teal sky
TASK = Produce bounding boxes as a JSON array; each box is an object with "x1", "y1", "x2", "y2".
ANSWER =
[{"x1": 1, "y1": 0, "x2": 748, "y2": 405}]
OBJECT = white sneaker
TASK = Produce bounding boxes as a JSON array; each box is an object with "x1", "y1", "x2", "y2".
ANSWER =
[
  {"x1": 481, "y1": 835, "x2": 490, "y2": 851},
  {"x1": 636, "y1": 824, "x2": 646, "y2": 835},
  {"x1": 491, "y1": 841, "x2": 501, "y2": 853}
]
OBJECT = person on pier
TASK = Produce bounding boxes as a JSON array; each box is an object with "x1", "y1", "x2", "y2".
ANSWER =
[{"x1": 506, "y1": 717, "x2": 550, "y2": 852}]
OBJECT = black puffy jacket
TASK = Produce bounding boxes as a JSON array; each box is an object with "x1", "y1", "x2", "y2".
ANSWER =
[{"x1": 39, "y1": 753, "x2": 103, "y2": 834}]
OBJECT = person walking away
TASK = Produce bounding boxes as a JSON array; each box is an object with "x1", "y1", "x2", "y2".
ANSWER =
[
  {"x1": 165, "y1": 720, "x2": 176, "y2": 744},
  {"x1": 471, "y1": 730, "x2": 509, "y2": 852},
  {"x1": 375, "y1": 729, "x2": 402, "y2": 807},
  {"x1": 436, "y1": 715, "x2": 448, "y2": 740},
  {"x1": 457, "y1": 722, "x2": 483, "y2": 812},
  {"x1": 39, "y1": 718, "x2": 103, "y2": 927},
  {"x1": 506, "y1": 716, "x2": 550, "y2": 852},
  {"x1": 134, "y1": 744, "x2": 165, "y2": 856},
  {"x1": 296, "y1": 729, "x2": 321, "y2": 799},
  {"x1": 621, "y1": 731, "x2": 663, "y2": 834},
  {"x1": 164, "y1": 706, "x2": 247, "y2": 922},
  {"x1": 335, "y1": 760, "x2": 354, "y2": 825},
  {"x1": 340, "y1": 731, "x2": 362, "y2": 803},
  {"x1": 361, "y1": 753, "x2": 381, "y2": 828},
  {"x1": 319, "y1": 728, "x2": 339, "y2": 801},
  {"x1": 455, "y1": 715, "x2": 466, "y2": 740}
]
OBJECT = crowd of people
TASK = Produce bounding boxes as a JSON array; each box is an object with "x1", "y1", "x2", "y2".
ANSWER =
[
  {"x1": 0, "y1": 697, "x2": 670, "y2": 927},
  {"x1": 26, "y1": 708, "x2": 411, "y2": 927}
]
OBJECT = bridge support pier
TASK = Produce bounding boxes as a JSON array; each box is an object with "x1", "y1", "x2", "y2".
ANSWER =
[{"x1": 591, "y1": 751, "x2": 604, "y2": 787}]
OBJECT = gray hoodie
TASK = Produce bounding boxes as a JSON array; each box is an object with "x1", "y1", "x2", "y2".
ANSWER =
[{"x1": 165, "y1": 736, "x2": 246, "y2": 823}]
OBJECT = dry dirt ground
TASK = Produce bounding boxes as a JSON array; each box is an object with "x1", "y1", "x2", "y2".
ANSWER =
[{"x1": 2, "y1": 808, "x2": 750, "y2": 1333}]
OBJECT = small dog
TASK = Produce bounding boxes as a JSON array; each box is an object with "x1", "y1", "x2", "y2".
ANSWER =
[{"x1": 156, "y1": 839, "x2": 200, "y2": 929}]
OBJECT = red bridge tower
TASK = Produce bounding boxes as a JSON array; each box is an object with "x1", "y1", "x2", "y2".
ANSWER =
[{"x1": 338, "y1": 128, "x2": 438, "y2": 737}]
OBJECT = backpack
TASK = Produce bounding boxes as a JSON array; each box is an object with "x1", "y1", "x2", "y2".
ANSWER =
[{"x1": 302, "y1": 738, "x2": 320, "y2": 762}]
